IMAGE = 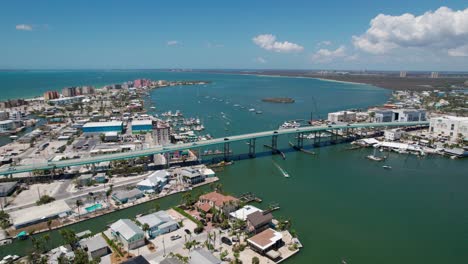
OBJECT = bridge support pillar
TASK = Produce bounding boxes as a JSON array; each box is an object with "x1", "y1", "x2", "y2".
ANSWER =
[
  {"x1": 224, "y1": 142, "x2": 231, "y2": 161},
  {"x1": 296, "y1": 133, "x2": 304, "y2": 149},
  {"x1": 248, "y1": 138, "x2": 256, "y2": 158},
  {"x1": 272, "y1": 135, "x2": 278, "y2": 154},
  {"x1": 165, "y1": 152, "x2": 170, "y2": 168}
]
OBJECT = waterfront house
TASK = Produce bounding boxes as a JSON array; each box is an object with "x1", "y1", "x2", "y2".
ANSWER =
[
  {"x1": 110, "y1": 219, "x2": 145, "y2": 250},
  {"x1": 230, "y1": 205, "x2": 263, "y2": 221},
  {"x1": 112, "y1": 189, "x2": 144, "y2": 204},
  {"x1": 136, "y1": 210, "x2": 179, "y2": 238},
  {"x1": 80, "y1": 235, "x2": 110, "y2": 259},
  {"x1": 197, "y1": 191, "x2": 239, "y2": 214},
  {"x1": 246, "y1": 211, "x2": 273, "y2": 234},
  {"x1": 136, "y1": 170, "x2": 170, "y2": 193},
  {"x1": 181, "y1": 167, "x2": 205, "y2": 185},
  {"x1": 247, "y1": 228, "x2": 283, "y2": 259}
]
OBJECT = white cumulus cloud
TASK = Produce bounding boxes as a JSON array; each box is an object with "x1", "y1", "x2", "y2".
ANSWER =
[
  {"x1": 252, "y1": 34, "x2": 304, "y2": 53},
  {"x1": 352, "y1": 7, "x2": 468, "y2": 56},
  {"x1": 167, "y1": 40, "x2": 180, "y2": 46},
  {"x1": 311, "y1": 46, "x2": 347, "y2": 63},
  {"x1": 16, "y1": 24, "x2": 33, "y2": 31}
]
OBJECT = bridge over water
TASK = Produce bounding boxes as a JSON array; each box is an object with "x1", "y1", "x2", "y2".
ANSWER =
[{"x1": 1, "y1": 121, "x2": 429, "y2": 176}]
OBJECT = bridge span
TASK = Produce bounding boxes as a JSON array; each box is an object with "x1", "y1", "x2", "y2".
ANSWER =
[{"x1": 1, "y1": 121, "x2": 429, "y2": 176}]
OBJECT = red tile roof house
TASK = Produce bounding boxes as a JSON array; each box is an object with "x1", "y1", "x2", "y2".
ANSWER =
[{"x1": 196, "y1": 191, "x2": 240, "y2": 215}]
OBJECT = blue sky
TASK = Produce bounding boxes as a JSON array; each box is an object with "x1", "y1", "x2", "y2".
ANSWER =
[{"x1": 1, "y1": 0, "x2": 467, "y2": 70}]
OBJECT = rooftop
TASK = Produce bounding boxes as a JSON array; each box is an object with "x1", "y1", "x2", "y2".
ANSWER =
[
  {"x1": 110, "y1": 219, "x2": 144, "y2": 240},
  {"x1": 82, "y1": 121, "x2": 123, "y2": 128},
  {"x1": 247, "y1": 228, "x2": 283, "y2": 251},
  {"x1": 199, "y1": 191, "x2": 239, "y2": 208},
  {"x1": 10, "y1": 200, "x2": 72, "y2": 228},
  {"x1": 136, "y1": 210, "x2": 175, "y2": 228},
  {"x1": 230, "y1": 205, "x2": 262, "y2": 221},
  {"x1": 189, "y1": 248, "x2": 221, "y2": 264},
  {"x1": 81, "y1": 235, "x2": 108, "y2": 253},
  {"x1": 132, "y1": 119, "x2": 153, "y2": 126}
]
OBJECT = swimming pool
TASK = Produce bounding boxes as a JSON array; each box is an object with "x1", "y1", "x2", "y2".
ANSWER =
[{"x1": 85, "y1": 203, "x2": 103, "y2": 213}]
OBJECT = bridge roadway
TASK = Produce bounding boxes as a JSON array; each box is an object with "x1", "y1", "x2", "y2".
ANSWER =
[{"x1": 1, "y1": 121, "x2": 429, "y2": 176}]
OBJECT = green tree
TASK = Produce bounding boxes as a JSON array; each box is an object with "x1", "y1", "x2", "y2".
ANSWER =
[
  {"x1": 252, "y1": 256, "x2": 260, "y2": 264},
  {"x1": 76, "y1": 199, "x2": 83, "y2": 219},
  {"x1": 59, "y1": 229, "x2": 78, "y2": 249}
]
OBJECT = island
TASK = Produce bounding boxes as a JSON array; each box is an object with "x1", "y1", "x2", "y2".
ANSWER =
[{"x1": 262, "y1": 97, "x2": 295, "y2": 103}]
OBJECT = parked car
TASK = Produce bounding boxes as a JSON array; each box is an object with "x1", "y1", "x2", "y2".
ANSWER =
[
  {"x1": 221, "y1": 237, "x2": 232, "y2": 246},
  {"x1": 170, "y1": 235, "x2": 182, "y2": 241}
]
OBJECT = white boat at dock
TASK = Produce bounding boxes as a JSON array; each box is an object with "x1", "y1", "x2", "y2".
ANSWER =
[{"x1": 279, "y1": 121, "x2": 301, "y2": 130}]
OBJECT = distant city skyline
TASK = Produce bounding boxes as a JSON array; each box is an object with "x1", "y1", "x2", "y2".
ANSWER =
[{"x1": 0, "y1": 0, "x2": 467, "y2": 71}]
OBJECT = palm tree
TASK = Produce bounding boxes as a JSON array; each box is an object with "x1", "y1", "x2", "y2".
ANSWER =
[
  {"x1": 142, "y1": 223, "x2": 150, "y2": 237},
  {"x1": 47, "y1": 219, "x2": 52, "y2": 231},
  {"x1": 76, "y1": 199, "x2": 83, "y2": 219}
]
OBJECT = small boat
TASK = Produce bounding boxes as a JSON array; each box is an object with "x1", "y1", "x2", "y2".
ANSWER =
[
  {"x1": 150, "y1": 106, "x2": 156, "y2": 109},
  {"x1": 248, "y1": 108, "x2": 255, "y2": 112},
  {"x1": 367, "y1": 155, "x2": 385, "y2": 161},
  {"x1": 382, "y1": 165, "x2": 392, "y2": 169},
  {"x1": 273, "y1": 161, "x2": 290, "y2": 178},
  {"x1": 367, "y1": 149, "x2": 386, "y2": 161},
  {"x1": 9, "y1": 135, "x2": 18, "y2": 140},
  {"x1": 256, "y1": 111, "x2": 263, "y2": 114}
]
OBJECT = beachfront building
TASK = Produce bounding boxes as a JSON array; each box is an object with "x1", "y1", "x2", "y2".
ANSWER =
[
  {"x1": 48, "y1": 95, "x2": 85, "y2": 106},
  {"x1": 131, "y1": 119, "x2": 153, "y2": 134},
  {"x1": 197, "y1": 191, "x2": 239, "y2": 214},
  {"x1": 247, "y1": 228, "x2": 283, "y2": 259},
  {"x1": 327, "y1": 111, "x2": 356, "y2": 123},
  {"x1": 82, "y1": 121, "x2": 124, "y2": 133},
  {"x1": 44, "y1": 91, "x2": 60, "y2": 100},
  {"x1": 110, "y1": 219, "x2": 145, "y2": 250},
  {"x1": 136, "y1": 170, "x2": 170, "y2": 193},
  {"x1": 136, "y1": 211, "x2": 179, "y2": 239},
  {"x1": 112, "y1": 189, "x2": 144, "y2": 204},
  {"x1": 429, "y1": 116, "x2": 468, "y2": 142},
  {"x1": 181, "y1": 167, "x2": 205, "y2": 185}
]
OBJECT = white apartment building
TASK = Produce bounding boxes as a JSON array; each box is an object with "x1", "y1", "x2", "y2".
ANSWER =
[
  {"x1": 384, "y1": 129, "x2": 404, "y2": 141},
  {"x1": 429, "y1": 116, "x2": 468, "y2": 142},
  {"x1": 327, "y1": 111, "x2": 356, "y2": 123}
]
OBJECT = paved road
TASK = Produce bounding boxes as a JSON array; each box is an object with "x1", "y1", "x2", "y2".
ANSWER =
[
  {"x1": 4, "y1": 172, "x2": 153, "y2": 212},
  {"x1": 1, "y1": 121, "x2": 429, "y2": 175}
]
